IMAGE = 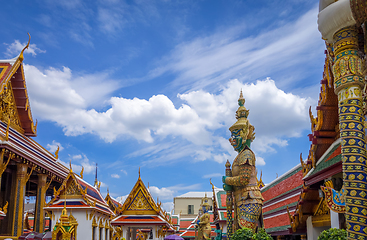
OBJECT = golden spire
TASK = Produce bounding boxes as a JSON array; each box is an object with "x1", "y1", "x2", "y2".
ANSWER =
[
  {"x1": 138, "y1": 167, "x2": 141, "y2": 179},
  {"x1": 94, "y1": 163, "x2": 98, "y2": 187}
]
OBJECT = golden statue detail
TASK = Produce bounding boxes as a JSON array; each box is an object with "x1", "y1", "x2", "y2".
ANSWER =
[
  {"x1": 222, "y1": 91, "x2": 263, "y2": 233},
  {"x1": 196, "y1": 194, "x2": 212, "y2": 240}
]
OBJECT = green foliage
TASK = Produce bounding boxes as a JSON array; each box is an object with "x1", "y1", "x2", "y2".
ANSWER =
[
  {"x1": 232, "y1": 228, "x2": 254, "y2": 240},
  {"x1": 318, "y1": 228, "x2": 347, "y2": 240},
  {"x1": 253, "y1": 228, "x2": 272, "y2": 240},
  {"x1": 231, "y1": 228, "x2": 272, "y2": 240}
]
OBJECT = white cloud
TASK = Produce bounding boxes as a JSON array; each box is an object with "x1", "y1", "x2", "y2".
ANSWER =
[
  {"x1": 149, "y1": 186, "x2": 175, "y2": 200},
  {"x1": 256, "y1": 156, "x2": 266, "y2": 166},
  {"x1": 115, "y1": 194, "x2": 129, "y2": 204},
  {"x1": 46, "y1": 140, "x2": 64, "y2": 153},
  {"x1": 147, "y1": 6, "x2": 323, "y2": 92},
  {"x1": 162, "y1": 202, "x2": 174, "y2": 212},
  {"x1": 22, "y1": 7, "x2": 316, "y2": 166},
  {"x1": 59, "y1": 154, "x2": 95, "y2": 175},
  {"x1": 148, "y1": 184, "x2": 201, "y2": 202},
  {"x1": 25, "y1": 59, "x2": 311, "y2": 165},
  {"x1": 120, "y1": 169, "x2": 128, "y2": 175},
  {"x1": 4, "y1": 40, "x2": 46, "y2": 57},
  {"x1": 202, "y1": 173, "x2": 222, "y2": 179},
  {"x1": 111, "y1": 174, "x2": 120, "y2": 179},
  {"x1": 100, "y1": 182, "x2": 108, "y2": 188}
]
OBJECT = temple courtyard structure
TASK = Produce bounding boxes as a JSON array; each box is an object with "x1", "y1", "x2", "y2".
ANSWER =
[{"x1": 2, "y1": 0, "x2": 367, "y2": 239}]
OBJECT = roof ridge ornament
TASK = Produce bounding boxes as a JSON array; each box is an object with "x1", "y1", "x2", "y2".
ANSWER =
[{"x1": 19, "y1": 33, "x2": 31, "y2": 62}]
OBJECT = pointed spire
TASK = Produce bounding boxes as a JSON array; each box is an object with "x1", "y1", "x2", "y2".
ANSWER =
[
  {"x1": 60, "y1": 194, "x2": 68, "y2": 223},
  {"x1": 94, "y1": 163, "x2": 98, "y2": 187},
  {"x1": 138, "y1": 167, "x2": 141, "y2": 179},
  {"x1": 238, "y1": 89, "x2": 245, "y2": 107},
  {"x1": 69, "y1": 160, "x2": 73, "y2": 172}
]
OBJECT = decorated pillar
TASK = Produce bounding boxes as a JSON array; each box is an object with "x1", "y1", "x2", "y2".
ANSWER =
[
  {"x1": 11, "y1": 163, "x2": 33, "y2": 237},
  {"x1": 225, "y1": 160, "x2": 233, "y2": 239},
  {"x1": 34, "y1": 174, "x2": 47, "y2": 232},
  {"x1": 332, "y1": 26, "x2": 367, "y2": 239}
]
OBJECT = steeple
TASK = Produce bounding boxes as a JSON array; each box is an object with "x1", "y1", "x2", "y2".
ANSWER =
[{"x1": 94, "y1": 163, "x2": 98, "y2": 187}]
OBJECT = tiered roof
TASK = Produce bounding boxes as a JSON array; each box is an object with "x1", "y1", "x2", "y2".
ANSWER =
[
  {"x1": 44, "y1": 169, "x2": 114, "y2": 216},
  {"x1": 0, "y1": 35, "x2": 68, "y2": 182},
  {"x1": 287, "y1": 48, "x2": 341, "y2": 233},
  {"x1": 261, "y1": 164, "x2": 303, "y2": 235}
]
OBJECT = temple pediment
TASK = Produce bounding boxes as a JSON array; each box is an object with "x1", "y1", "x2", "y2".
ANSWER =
[
  {"x1": 0, "y1": 39, "x2": 37, "y2": 137},
  {"x1": 119, "y1": 175, "x2": 160, "y2": 215}
]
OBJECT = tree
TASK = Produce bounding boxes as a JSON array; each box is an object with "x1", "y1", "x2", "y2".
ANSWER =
[{"x1": 318, "y1": 228, "x2": 347, "y2": 240}]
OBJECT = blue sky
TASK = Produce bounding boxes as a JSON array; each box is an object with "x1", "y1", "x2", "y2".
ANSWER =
[{"x1": 1, "y1": 0, "x2": 324, "y2": 211}]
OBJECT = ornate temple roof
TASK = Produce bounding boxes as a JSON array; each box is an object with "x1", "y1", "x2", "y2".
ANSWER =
[
  {"x1": 286, "y1": 49, "x2": 341, "y2": 234},
  {"x1": 105, "y1": 192, "x2": 123, "y2": 215},
  {"x1": 261, "y1": 164, "x2": 303, "y2": 235},
  {"x1": 111, "y1": 172, "x2": 173, "y2": 227},
  {"x1": 44, "y1": 169, "x2": 114, "y2": 216},
  {"x1": 0, "y1": 37, "x2": 69, "y2": 181},
  {"x1": 0, "y1": 36, "x2": 37, "y2": 137},
  {"x1": 304, "y1": 139, "x2": 341, "y2": 185}
]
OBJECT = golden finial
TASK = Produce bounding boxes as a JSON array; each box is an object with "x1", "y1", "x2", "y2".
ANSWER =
[
  {"x1": 138, "y1": 167, "x2": 141, "y2": 179},
  {"x1": 276, "y1": 173, "x2": 278, "y2": 178},
  {"x1": 19, "y1": 33, "x2": 31, "y2": 62},
  {"x1": 69, "y1": 160, "x2": 73, "y2": 172},
  {"x1": 55, "y1": 145, "x2": 60, "y2": 159},
  {"x1": 80, "y1": 166, "x2": 84, "y2": 179},
  {"x1": 210, "y1": 178, "x2": 214, "y2": 190}
]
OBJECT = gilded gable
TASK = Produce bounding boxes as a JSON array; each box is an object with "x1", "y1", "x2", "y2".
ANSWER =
[
  {"x1": 127, "y1": 189, "x2": 154, "y2": 211},
  {"x1": 65, "y1": 180, "x2": 82, "y2": 196},
  {"x1": 0, "y1": 81, "x2": 22, "y2": 132}
]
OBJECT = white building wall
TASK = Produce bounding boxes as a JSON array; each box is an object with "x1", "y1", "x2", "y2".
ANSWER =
[
  {"x1": 306, "y1": 216, "x2": 329, "y2": 240},
  {"x1": 174, "y1": 197, "x2": 213, "y2": 216}
]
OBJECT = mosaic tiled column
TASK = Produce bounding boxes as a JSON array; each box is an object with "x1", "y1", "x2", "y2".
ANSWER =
[
  {"x1": 34, "y1": 174, "x2": 47, "y2": 233},
  {"x1": 332, "y1": 26, "x2": 367, "y2": 239},
  {"x1": 225, "y1": 160, "x2": 233, "y2": 239},
  {"x1": 11, "y1": 163, "x2": 28, "y2": 237}
]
